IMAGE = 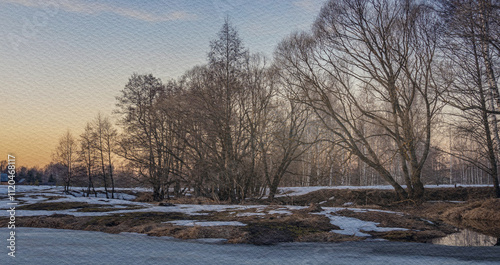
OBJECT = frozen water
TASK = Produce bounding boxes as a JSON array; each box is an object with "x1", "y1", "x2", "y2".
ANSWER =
[{"x1": 2, "y1": 228, "x2": 499, "y2": 265}]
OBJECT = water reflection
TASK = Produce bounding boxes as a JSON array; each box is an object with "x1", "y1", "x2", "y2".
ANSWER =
[{"x1": 433, "y1": 229, "x2": 499, "y2": 247}]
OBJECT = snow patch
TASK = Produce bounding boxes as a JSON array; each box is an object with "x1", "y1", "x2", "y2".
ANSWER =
[{"x1": 316, "y1": 211, "x2": 408, "y2": 237}]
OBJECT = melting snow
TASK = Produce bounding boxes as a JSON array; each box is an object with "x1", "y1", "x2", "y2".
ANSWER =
[
  {"x1": 316, "y1": 211, "x2": 408, "y2": 237},
  {"x1": 1, "y1": 185, "x2": 413, "y2": 237}
]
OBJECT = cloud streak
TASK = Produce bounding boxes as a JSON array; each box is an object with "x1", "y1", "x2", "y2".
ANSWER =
[{"x1": 1, "y1": 0, "x2": 197, "y2": 22}]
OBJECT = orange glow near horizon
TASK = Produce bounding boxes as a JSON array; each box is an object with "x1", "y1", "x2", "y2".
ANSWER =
[
  {"x1": 1, "y1": 115, "x2": 93, "y2": 168},
  {"x1": 0, "y1": 0, "x2": 327, "y2": 168},
  {"x1": 1, "y1": 81, "x2": 120, "y2": 168}
]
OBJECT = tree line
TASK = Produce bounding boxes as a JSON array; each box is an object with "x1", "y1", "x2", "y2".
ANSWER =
[{"x1": 51, "y1": 0, "x2": 500, "y2": 201}]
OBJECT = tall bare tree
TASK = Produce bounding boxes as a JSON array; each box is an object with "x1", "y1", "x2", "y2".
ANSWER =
[
  {"x1": 54, "y1": 130, "x2": 77, "y2": 193},
  {"x1": 93, "y1": 113, "x2": 110, "y2": 198},
  {"x1": 102, "y1": 116, "x2": 118, "y2": 198},
  {"x1": 440, "y1": 0, "x2": 500, "y2": 197},
  {"x1": 92, "y1": 113, "x2": 118, "y2": 198},
  {"x1": 116, "y1": 74, "x2": 168, "y2": 201},
  {"x1": 207, "y1": 18, "x2": 249, "y2": 201},
  {"x1": 79, "y1": 122, "x2": 97, "y2": 197},
  {"x1": 275, "y1": 0, "x2": 445, "y2": 201}
]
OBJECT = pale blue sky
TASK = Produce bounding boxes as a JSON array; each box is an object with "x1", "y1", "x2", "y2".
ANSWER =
[{"x1": 0, "y1": 0, "x2": 325, "y2": 166}]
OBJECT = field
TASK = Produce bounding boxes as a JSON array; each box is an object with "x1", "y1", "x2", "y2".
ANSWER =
[{"x1": 1, "y1": 185, "x2": 499, "y2": 246}]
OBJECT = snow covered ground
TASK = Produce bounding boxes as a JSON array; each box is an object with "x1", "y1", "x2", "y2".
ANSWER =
[
  {"x1": 3, "y1": 227, "x2": 499, "y2": 265},
  {"x1": 0, "y1": 185, "x2": 413, "y2": 236}
]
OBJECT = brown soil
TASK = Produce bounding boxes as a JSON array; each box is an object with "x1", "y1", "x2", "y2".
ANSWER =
[
  {"x1": 17, "y1": 202, "x2": 143, "y2": 212},
  {"x1": 267, "y1": 186, "x2": 497, "y2": 207}
]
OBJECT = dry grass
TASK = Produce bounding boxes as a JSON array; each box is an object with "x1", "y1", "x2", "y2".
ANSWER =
[
  {"x1": 441, "y1": 199, "x2": 500, "y2": 221},
  {"x1": 268, "y1": 186, "x2": 497, "y2": 207},
  {"x1": 462, "y1": 199, "x2": 500, "y2": 221},
  {"x1": 14, "y1": 214, "x2": 79, "y2": 230},
  {"x1": 16, "y1": 201, "x2": 143, "y2": 213},
  {"x1": 134, "y1": 186, "x2": 497, "y2": 208},
  {"x1": 133, "y1": 192, "x2": 155, "y2": 202},
  {"x1": 414, "y1": 198, "x2": 500, "y2": 238},
  {"x1": 17, "y1": 202, "x2": 103, "y2": 211},
  {"x1": 242, "y1": 211, "x2": 342, "y2": 245},
  {"x1": 166, "y1": 196, "x2": 223, "y2": 205},
  {"x1": 133, "y1": 192, "x2": 223, "y2": 204},
  {"x1": 174, "y1": 226, "x2": 245, "y2": 240},
  {"x1": 297, "y1": 232, "x2": 363, "y2": 243},
  {"x1": 42, "y1": 195, "x2": 66, "y2": 200},
  {"x1": 75, "y1": 205, "x2": 143, "y2": 212},
  {"x1": 370, "y1": 230, "x2": 448, "y2": 243}
]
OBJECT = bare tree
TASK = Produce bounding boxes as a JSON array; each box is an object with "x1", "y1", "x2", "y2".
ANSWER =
[
  {"x1": 440, "y1": 0, "x2": 500, "y2": 197},
  {"x1": 116, "y1": 74, "x2": 168, "y2": 201},
  {"x1": 264, "y1": 95, "x2": 312, "y2": 200},
  {"x1": 116, "y1": 74, "x2": 186, "y2": 201},
  {"x1": 44, "y1": 162, "x2": 66, "y2": 186},
  {"x1": 207, "y1": 18, "x2": 249, "y2": 202},
  {"x1": 102, "y1": 116, "x2": 118, "y2": 199},
  {"x1": 178, "y1": 21, "x2": 314, "y2": 201},
  {"x1": 274, "y1": 0, "x2": 445, "y2": 201},
  {"x1": 79, "y1": 122, "x2": 97, "y2": 197},
  {"x1": 93, "y1": 113, "x2": 109, "y2": 198},
  {"x1": 54, "y1": 130, "x2": 77, "y2": 193},
  {"x1": 93, "y1": 113, "x2": 117, "y2": 198}
]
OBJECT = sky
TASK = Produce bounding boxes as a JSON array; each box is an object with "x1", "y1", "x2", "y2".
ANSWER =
[{"x1": 0, "y1": 0, "x2": 326, "y2": 168}]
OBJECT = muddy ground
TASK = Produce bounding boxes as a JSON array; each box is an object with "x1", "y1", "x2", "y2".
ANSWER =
[{"x1": 3, "y1": 186, "x2": 499, "y2": 245}]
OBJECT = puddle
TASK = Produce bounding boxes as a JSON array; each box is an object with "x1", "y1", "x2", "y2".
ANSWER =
[{"x1": 433, "y1": 229, "x2": 499, "y2": 247}]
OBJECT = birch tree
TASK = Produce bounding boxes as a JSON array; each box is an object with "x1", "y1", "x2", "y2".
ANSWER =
[
  {"x1": 440, "y1": 0, "x2": 500, "y2": 197},
  {"x1": 79, "y1": 122, "x2": 97, "y2": 197}
]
